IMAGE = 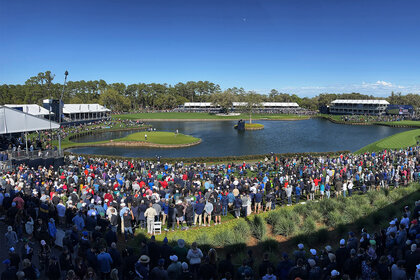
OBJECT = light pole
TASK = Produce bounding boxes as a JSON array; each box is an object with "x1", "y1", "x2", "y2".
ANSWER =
[{"x1": 58, "y1": 70, "x2": 68, "y2": 154}]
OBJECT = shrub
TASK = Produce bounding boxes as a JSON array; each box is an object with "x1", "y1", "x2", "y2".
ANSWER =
[
  {"x1": 373, "y1": 197, "x2": 389, "y2": 209},
  {"x1": 325, "y1": 210, "x2": 344, "y2": 227},
  {"x1": 261, "y1": 237, "x2": 279, "y2": 252},
  {"x1": 266, "y1": 211, "x2": 279, "y2": 225},
  {"x1": 294, "y1": 204, "x2": 313, "y2": 218},
  {"x1": 213, "y1": 229, "x2": 236, "y2": 247},
  {"x1": 195, "y1": 233, "x2": 213, "y2": 247},
  {"x1": 272, "y1": 216, "x2": 297, "y2": 236},
  {"x1": 301, "y1": 217, "x2": 316, "y2": 234},
  {"x1": 318, "y1": 199, "x2": 340, "y2": 216},
  {"x1": 250, "y1": 216, "x2": 267, "y2": 240},
  {"x1": 232, "y1": 219, "x2": 251, "y2": 243},
  {"x1": 342, "y1": 204, "x2": 362, "y2": 223},
  {"x1": 367, "y1": 190, "x2": 383, "y2": 204},
  {"x1": 314, "y1": 228, "x2": 330, "y2": 244}
]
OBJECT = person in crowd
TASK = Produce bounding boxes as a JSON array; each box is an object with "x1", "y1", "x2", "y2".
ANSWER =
[{"x1": 0, "y1": 141, "x2": 419, "y2": 280}]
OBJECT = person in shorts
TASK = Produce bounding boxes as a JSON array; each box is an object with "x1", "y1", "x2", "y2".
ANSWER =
[
  {"x1": 175, "y1": 201, "x2": 185, "y2": 229},
  {"x1": 203, "y1": 200, "x2": 213, "y2": 227},
  {"x1": 213, "y1": 197, "x2": 222, "y2": 225}
]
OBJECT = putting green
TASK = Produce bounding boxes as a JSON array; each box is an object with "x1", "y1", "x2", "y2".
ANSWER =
[
  {"x1": 356, "y1": 129, "x2": 420, "y2": 153},
  {"x1": 234, "y1": 123, "x2": 265, "y2": 130},
  {"x1": 116, "y1": 131, "x2": 201, "y2": 145}
]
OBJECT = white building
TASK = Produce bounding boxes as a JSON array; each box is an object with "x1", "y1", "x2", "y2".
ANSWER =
[
  {"x1": 180, "y1": 102, "x2": 300, "y2": 112},
  {"x1": 232, "y1": 102, "x2": 300, "y2": 111},
  {"x1": 329, "y1": 99, "x2": 390, "y2": 115},
  {"x1": 62, "y1": 104, "x2": 111, "y2": 122}
]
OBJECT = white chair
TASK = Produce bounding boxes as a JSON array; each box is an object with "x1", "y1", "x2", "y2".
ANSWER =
[{"x1": 153, "y1": 221, "x2": 162, "y2": 235}]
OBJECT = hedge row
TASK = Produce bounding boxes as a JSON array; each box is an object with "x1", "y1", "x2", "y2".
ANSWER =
[{"x1": 133, "y1": 183, "x2": 420, "y2": 251}]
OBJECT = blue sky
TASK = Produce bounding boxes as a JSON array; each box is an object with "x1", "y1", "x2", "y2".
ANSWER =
[{"x1": 1, "y1": 0, "x2": 419, "y2": 97}]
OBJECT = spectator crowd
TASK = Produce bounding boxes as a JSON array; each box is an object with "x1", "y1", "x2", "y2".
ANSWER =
[{"x1": 0, "y1": 144, "x2": 420, "y2": 279}]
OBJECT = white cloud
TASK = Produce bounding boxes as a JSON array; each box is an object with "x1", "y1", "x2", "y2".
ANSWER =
[
  {"x1": 252, "y1": 81, "x2": 420, "y2": 97},
  {"x1": 375, "y1": 80, "x2": 393, "y2": 87}
]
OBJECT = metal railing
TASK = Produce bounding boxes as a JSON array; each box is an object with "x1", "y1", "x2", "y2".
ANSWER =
[
  {"x1": 7, "y1": 149, "x2": 62, "y2": 160},
  {"x1": 0, "y1": 160, "x2": 12, "y2": 171}
]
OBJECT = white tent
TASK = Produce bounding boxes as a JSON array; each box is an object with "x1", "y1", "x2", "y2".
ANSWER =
[
  {"x1": 0, "y1": 106, "x2": 60, "y2": 134},
  {"x1": 5, "y1": 104, "x2": 53, "y2": 117}
]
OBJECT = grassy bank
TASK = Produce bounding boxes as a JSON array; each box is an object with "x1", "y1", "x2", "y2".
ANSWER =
[
  {"x1": 113, "y1": 112, "x2": 310, "y2": 121},
  {"x1": 133, "y1": 183, "x2": 420, "y2": 253},
  {"x1": 374, "y1": 120, "x2": 420, "y2": 127},
  {"x1": 319, "y1": 114, "x2": 420, "y2": 128},
  {"x1": 356, "y1": 129, "x2": 420, "y2": 154},
  {"x1": 115, "y1": 131, "x2": 200, "y2": 145}
]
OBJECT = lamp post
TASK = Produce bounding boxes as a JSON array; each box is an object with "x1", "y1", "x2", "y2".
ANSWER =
[{"x1": 58, "y1": 70, "x2": 68, "y2": 154}]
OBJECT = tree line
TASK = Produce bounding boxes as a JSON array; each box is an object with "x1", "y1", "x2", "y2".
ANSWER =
[{"x1": 0, "y1": 71, "x2": 419, "y2": 112}]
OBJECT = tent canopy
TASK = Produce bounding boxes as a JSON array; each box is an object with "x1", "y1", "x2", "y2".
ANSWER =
[
  {"x1": 0, "y1": 106, "x2": 60, "y2": 134},
  {"x1": 63, "y1": 104, "x2": 110, "y2": 114},
  {"x1": 5, "y1": 104, "x2": 53, "y2": 116}
]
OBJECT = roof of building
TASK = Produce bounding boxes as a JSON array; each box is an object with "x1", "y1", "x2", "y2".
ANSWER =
[
  {"x1": 233, "y1": 102, "x2": 299, "y2": 107},
  {"x1": 260, "y1": 102, "x2": 300, "y2": 107},
  {"x1": 331, "y1": 99, "x2": 390, "y2": 105},
  {"x1": 0, "y1": 106, "x2": 59, "y2": 134},
  {"x1": 184, "y1": 102, "x2": 300, "y2": 107},
  {"x1": 184, "y1": 102, "x2": 214, "y2": 107},
  {"x1": 63, "y1": 104, "x2": 110, "y2": 114},
  {"x1": 5, "y1": 104, "x2": 52, "y2": 116}
]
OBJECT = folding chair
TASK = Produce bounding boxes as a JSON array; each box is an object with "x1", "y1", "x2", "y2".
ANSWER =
[{"x1": 153, "y1": 221, "x2": 162, "y2": 235}]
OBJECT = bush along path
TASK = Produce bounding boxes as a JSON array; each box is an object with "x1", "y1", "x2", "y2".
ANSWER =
[{"x1": 132, "y1": 183, "x2": 420, "y2": 254}]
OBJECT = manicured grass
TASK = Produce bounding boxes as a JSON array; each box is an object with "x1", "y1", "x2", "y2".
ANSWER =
[
  {"x1": 234, "y1": 123, "x2": 265, "y2": 130},
  {"x1": 319, "y1": 114, "x2": 420, "y2": 128},
  {"x1": 356, "y1": 129, "x2": 420, "y2": 154},
  {"x1": 113, "y1": 112, "x2": 309, "y2": 120},
  {"x1": 245, "y1": 123, "x2": 264, "y2": 129},
  {"x1": 115, "y1": 131, "x2": 200, "y2": 145}
]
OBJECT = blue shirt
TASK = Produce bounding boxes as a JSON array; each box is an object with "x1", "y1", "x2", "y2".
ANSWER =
[
  {"x1": 255, "y1": 193, "x2": 263, "y2": 203},
  {"x1": 97, "y1": 252, "x2": 113, "y2": 273},
  {"x1": 72, "y1": 215, "x2": 85, "y2": 231},
  {"x1": 194, "y1": 203, "x2": 205, "y2": 215}
]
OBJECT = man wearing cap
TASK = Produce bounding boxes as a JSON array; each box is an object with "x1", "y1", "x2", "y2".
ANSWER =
[
  {"x1": 194, "y1": 199, "x2": 205, "y2": 226},
  {"x1": 293, "y1": 244, "x2": 306, "y2": 263},
  {"x1": 97, "y1": 247, "x2": 113, "y2": 279},
  {"x1": 203, "y1": 200, "x2": 213, "y2": 227},
  {"x1": 336, "y1": 239, "x2": 349, "y2": 272},
  {"x1": 144, "y1": 202, "x2": 157, "y2": 234},
  {"x1": 135, "y1": 255, "x2": 150, "y2": 279},
  {"x1": 392, "y1": 260, "x2": 407, "y2": 280},
  {"x1": 330, "y1": 269, "x2": 340, "y2": 279},
  {"x1": 8, "y1": 247, "x2": 20, "y2": 270},
  {"x1": 150, "y1": 258, "x2": 168, "y2": 280},
  {"x1": 415, "y1": 264, "x2": 420, "y2": 280},
  {"x1": 173, "y1": 239, "x2": 188, "y2": 263},
  {"x1": 387, "y1": 219, "x2": 398, "y2": 236},
  {"x1": 167, "y1": 255, "x2": 182, "y2": 279},
  {"x1": 1, "y1": 259, "x2": 17, "y2": 280},
  {"x1": 347, "y1": 231, "x2": 358, "y2": 250},
  {"x1": 5, "y1": 226, "x2": 18, "y2": 248},
  {"x1": 406, "y1": 244, "x2": 420, "y2": 278}
]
